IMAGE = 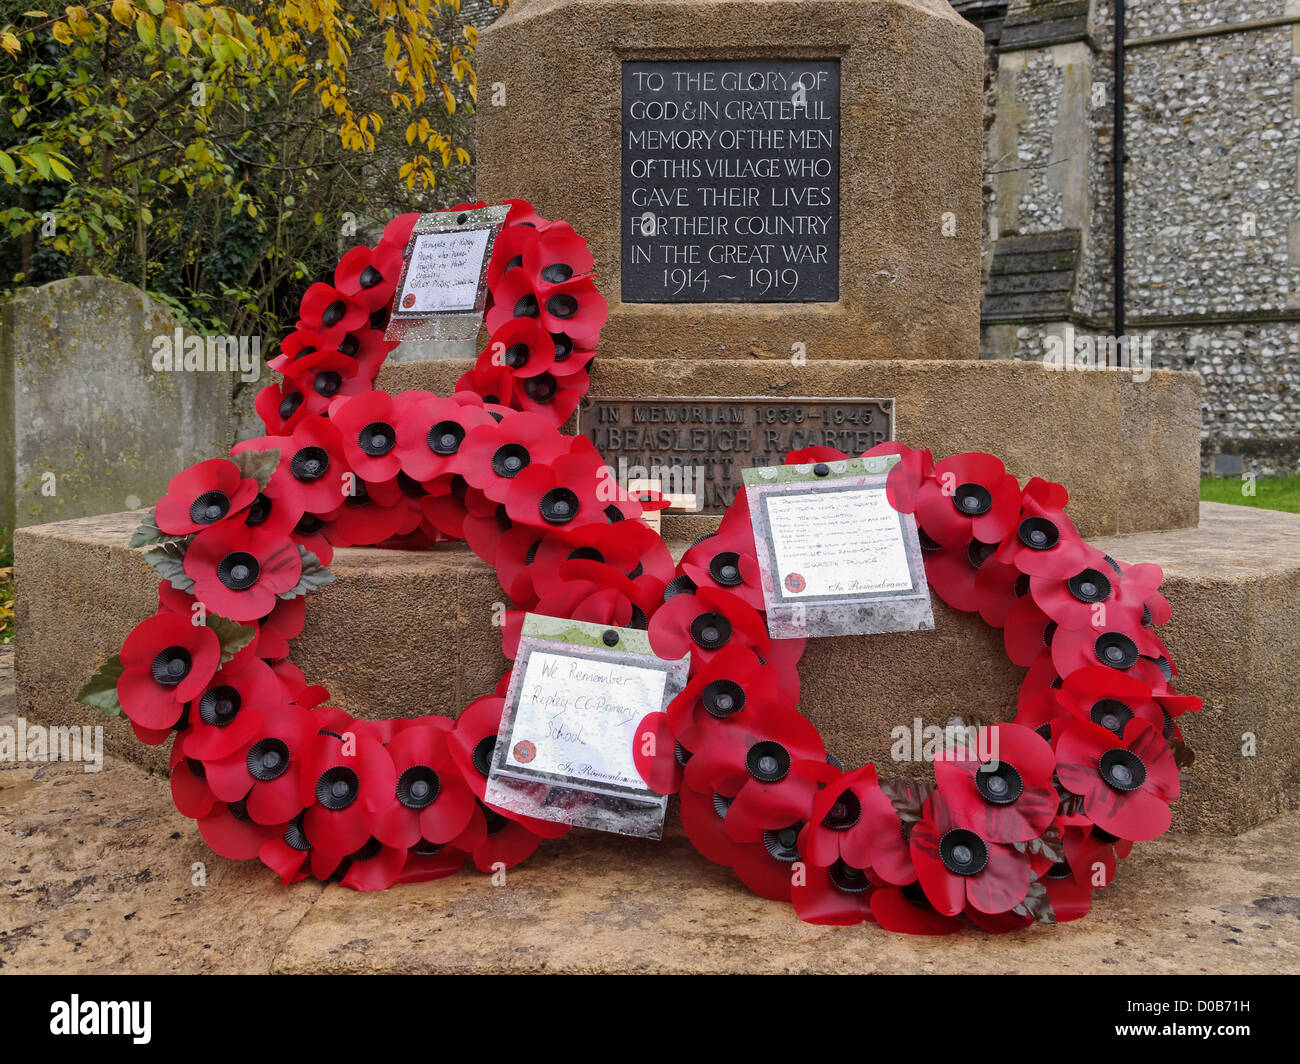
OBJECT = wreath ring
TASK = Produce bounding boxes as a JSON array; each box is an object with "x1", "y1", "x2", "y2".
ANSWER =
[{"x1": 79, "y1": 202, "x2": 1202, "y2": 935}]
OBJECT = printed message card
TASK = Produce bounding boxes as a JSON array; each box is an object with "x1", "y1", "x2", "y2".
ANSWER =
[
  {"x1": 743, "y1": 456, "x2": 934, "y2": 639},
  {"x1": 483, "y1": 615, "x2": 689, "y2": 839}
]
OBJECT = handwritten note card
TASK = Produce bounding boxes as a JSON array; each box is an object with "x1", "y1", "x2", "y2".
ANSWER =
[
  {"x1": 483, "y1": 616, "x2": 689, "y2": 839},
  {"x1": 396, "y1": 228, "x2": 491, "y2": 314},
  {"x1": 764, "y1": 487, "x2": 912, "y2": 599},
  {"x1": 743, "y1": 457, "x2": 935, "y2": 639},
  {"x1": 505, "y1": 649, "x2": 668, "y2": 790}
]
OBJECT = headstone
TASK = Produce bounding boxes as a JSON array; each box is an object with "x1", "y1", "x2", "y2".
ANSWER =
[
  {"x1": 0, "y1": 277, "x2": 234, "y2": 530},
  {"x1": 477, "y1": 0, "x2": 985, "y2": 361}
]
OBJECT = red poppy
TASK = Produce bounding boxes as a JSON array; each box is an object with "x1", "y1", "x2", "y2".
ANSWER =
[
  {"x1": 511, "y1": 368, "x2": 590, "y2": 424},
  {"x1": 544, "y1": 333, "x2": 597, "y2": 379},
  {"x1": 460, "y1": 410, "x2": 570, "y2": 502},
  {"x1": 870, "y1": 883, "x2": 964, "y2": 935},
  {"x1": 933, "y1": 723, "x2": 1057, "y2": 844},
  {"x1": 664, "y1": 645, "x2": 778, "y2": 735},
  {"x1": 329, "y1": 390, "x2": 404, "y2": 482},
  {"x1": 923, "y1": 536, "x2": 999, "y2": 613},
  {"x1": 417, "y1": 473, "x2": 496, "y2": 539},
  {"x1": 284, "y1": 349, "x2": 372, "y2": 418},
  {"x1": 797, "y1": 764, "x2": 905, "y2": 876},
  {"x1": 299, "y1": 282, "x2": 368, "y2": 346},
  {"x1": 503, "y1": 444, "x2": 615, "y2": 532},
  {"x1": 1049, "y1": 621, "x2": 1165, "y2": 678},
  {"x1": 486, "y1": 267, "x2": 608, "y2": 346},
  {"x1": 909, "y1": 791, "x2": 1032, "y2": 916},
  {"x1": 679, "y1": 506, "x2": 763, "y2": 609},
  {"x1": 973, "y1": 552, "x2": 1027, "y2": 628},
  {"x1": 251, "y1": 595, "x2": 306, "y2": 661},
  {"x1": 729, "y1": 836, "x2": 798, "y2": 903},
  {"x1": 184, "y1": 521, "x2": 303, "y2": 622},
  {"x1": 1054, "y1": 717, "x2": 1179, "y2": 841},
  {"x1": 1040, "y1": 864, "x2": 1094, "y2": 922},
  {"x1": 647, "y1": 586, "x2": 770, "y2": 664},
  {"x1": 312, "y1": 836, "x2": 411, "y2": 892},
  {"x1": 631, "y1": 711, "x2": 683, "y2": 795},
  {"x1": 322, "y1": 476, "x2": 419, "y2": 548},
  {"x1": 335, "y1": 243, "x2": 403, "y2": 312},
  {"x1": 680, "y1": 703, "x2": 832, "y2": 841},
  {"x1": 379, "y1": 211, "x2": 421, "y2": 251},
  {"x1": 169, "y1": 740, "x2": 218, "y2": 819},
  {"x1": 202, "y1": 701, "x2": 315, "y2": 826},
  {"x1": 791, "y1": 859, "x2": 876, "y2": 925},
  {"x1": 198, "y1": 799, "x2": 281, "y2": 861},
  {"x1": 259, "y1": 821, "x2": 313, "y2": 885},
  {"x1": 521, "y1": 220, "x2": 596, "y2": 292},
  {"x1": 254, "y1": 380, "x2": 312, "y2": 435},
  {"x1": 154, "y1": 458, "x2": 260, "y2": 536},
  {"x1": 261, "y1": 415, "x2": 349, "y2": 516},
  {"x1": 268, "y1": 327, "x2": 330, "y2": 374},
  {"x1": 529, "y1": 520, "x2": 675, "y2": 601},
  {"x1": 1002, "y1": 593, "x2": 1059, "y2": 667},
  {"x1": 879, "y1": 443, "x2": 935, "y2": 515},
  {"x1": 1029, "y1": 546, "x2": 1146, "y2": 633},
  {"x1": 397, "y1": 842, "x2": 472, "y2": 884},
  {"x1": 472, "y1": 803, "x2": 542, "y2": 873},
  {"x1": 785, "y1": 446, "x2": 849, "y2": 464},
  {"x1": 479, "y1": 315, "x2": 557, "y2": 379},
  {"x1": 372, "y1": 724, "x2": 477, "y2": 849},
  {"x1": 177, "y1": 656, "x2": 282, "y2": 762},
  {"x1": 455, "y1": 365, "x2": 516, "y2": 408},
  {"x1": 678, "y1": 785, "x2": 746, "y2": 867},
  {"x1": 1052, "y1": 666, "x2": 1168, "y2": 735},
  {"x1": 445, "y1": 694, "x2": 569, "y2": 840},
  {"x1": 915, "y1": 452, "x2": 1022, "y2": 547},
  {"x1": 116, "y1": 612, "x2": 221, "y2": 731},
  {"x1": 298, "y1": 729, "x2": 398, "y2": 858},
  {"x1": 994, "y1": 495, "x2": 1093, "y2": 579}
]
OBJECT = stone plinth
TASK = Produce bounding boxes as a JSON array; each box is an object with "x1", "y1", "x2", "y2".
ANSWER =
[
  {"x1": 16, "y1": 503, "x2": 1300, "y2": 834},
  {"x1": 376, "y1": 357, "x2": 1203, "y2": 539},
  {"x1": 476, "y1": 0, "x2": 984, "y2": 360}
]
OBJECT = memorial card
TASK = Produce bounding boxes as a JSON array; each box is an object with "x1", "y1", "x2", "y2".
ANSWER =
[
  {"x1": 483, "y1": 615, "x2": 689, "y2": 839},
  {"x1": 384, "y1": 204, "x2": 509, "y2": 345},
  {"x1": 743, "y1": 456, "x2": 934, "y2": 639}
]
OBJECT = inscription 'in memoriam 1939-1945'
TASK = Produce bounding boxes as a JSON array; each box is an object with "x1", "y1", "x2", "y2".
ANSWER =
[
  {"x1": 621, "y1": 59, "x2": 840, "y2": 304},
  {"x1": 579, "y1": 397, "x2": 892, "y2": 515}
]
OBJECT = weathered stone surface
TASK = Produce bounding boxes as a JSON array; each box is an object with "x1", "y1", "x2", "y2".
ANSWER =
[
  {"x1": 378, "y1": 356, "x2": 1203, "y2": 538},
  {"x1": 0, "y1": 277, "x2": 235, "y2": 531},
  {"x1": 14, "y1": 502, "x2": 1299, "y2": 834},
  {"x1": 476, "y1": 0, "x2": 985, "y2": 361},
  {"x1": 1, "y1": 702, "x2": 1296, "y2": 974}
]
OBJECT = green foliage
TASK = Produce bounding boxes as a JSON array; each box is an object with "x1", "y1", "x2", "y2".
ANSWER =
[
  {"x1": 76, "y1": 652, "x2": 124, "y2": 715},
  {"x1": 1200, "y1": 475, "x2": 1300, "y2": 514},
  {"x1": 0, "y1": 1, "x2": 501, "y2": 338}
]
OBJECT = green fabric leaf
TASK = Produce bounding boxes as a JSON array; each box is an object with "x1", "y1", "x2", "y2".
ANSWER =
[
  {"x1": 231, "y1": 447, "x2": 281, "y2": 492},
  {"x1": 128, "y1": 507, "x2": 191, "y2": 549},
  {"x1": 206, "y1": 613, "x2": 257, "y2": 664},
  {"x1": 144, "y1": 541, "x2": 195, "y2": 593},
  {"x1": 1012, "y1": 878, "x2": 1057, "y2": 924},
  {"x1": 76, "y1": 654, "x2": 124, "y2": 716},
  {"x1": 277, "y1": 546, "x2": 335, "y2": 600}
]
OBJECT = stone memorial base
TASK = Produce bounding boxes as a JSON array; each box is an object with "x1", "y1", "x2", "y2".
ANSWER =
[
  {"x1": 15, "y1": 501, "x2": 1300, "y2": 836},
  {"x1": 377, "y1": 357, "x2": 1203, "y2": 539}
]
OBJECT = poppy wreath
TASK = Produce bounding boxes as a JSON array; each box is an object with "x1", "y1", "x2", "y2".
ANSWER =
[{"x1": 77, "y1": 204, "x2": 1201, "y2": 933}]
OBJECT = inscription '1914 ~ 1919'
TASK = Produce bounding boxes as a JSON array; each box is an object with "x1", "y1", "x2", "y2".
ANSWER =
[
  {"x1": 578, "y1": 396, "x2": 892, "y2": 515},
  {"x1": 621, "y1": 59, "x2": 840, "y2": 303}
]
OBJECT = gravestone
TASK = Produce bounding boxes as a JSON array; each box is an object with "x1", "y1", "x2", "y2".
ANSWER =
[{"x1": 0, "y1": 277, "x2": 233, "y2": 531}]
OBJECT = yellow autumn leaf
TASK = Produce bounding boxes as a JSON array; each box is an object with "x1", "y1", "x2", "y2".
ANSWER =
[
  {"x1": 0, "y1": 32, "x2": 20, "y2": 57},
  {"x1": 52, "y1": 21, "x2": 73, "y2": 44},
  {"x1": 111, "y1": 0, "x2": 134, "y2": 26}
]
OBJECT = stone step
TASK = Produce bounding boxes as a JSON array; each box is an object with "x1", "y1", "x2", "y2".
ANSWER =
[
  {"x1": 377, "y1": 357, "x2": 1203, "y2": 540},
  {"x1": 14, "y1": 502, "x2": 1300, "y2": 835}
]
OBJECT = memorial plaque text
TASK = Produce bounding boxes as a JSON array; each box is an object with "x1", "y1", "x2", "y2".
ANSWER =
[
  {"x1": 579, "y1": 396, "x2": 892, "y2": 515},
  {"x1": 621, "y1": 59, "x2": 840, "y2": 303}
]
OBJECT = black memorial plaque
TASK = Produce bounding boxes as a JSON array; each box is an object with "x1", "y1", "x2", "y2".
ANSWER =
[
  {"x1": 621, "y1": 59, "x2": 840, "y2": 304},
  {"x1": 578, "y1": 396, "x2": 892, "y2": 515}
]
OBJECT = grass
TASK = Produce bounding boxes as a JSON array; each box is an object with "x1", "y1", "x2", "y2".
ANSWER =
[
  {"x1": 0, "y1": 526, "x2": 11, "y2": 644},
  {"x1": 1200, "y1": 474, "x2": 1300, "y2": 515}
]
